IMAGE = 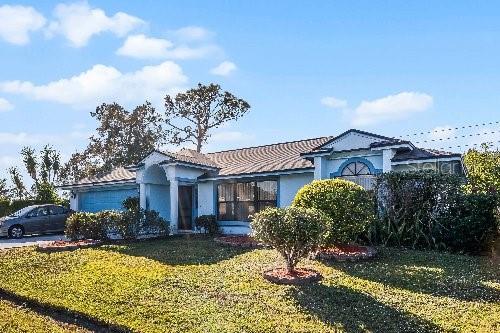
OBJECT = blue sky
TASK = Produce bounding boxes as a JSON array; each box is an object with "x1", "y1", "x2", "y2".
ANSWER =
[{"x1": 0, "y1": 1, "x2": 499, "y2": 180}]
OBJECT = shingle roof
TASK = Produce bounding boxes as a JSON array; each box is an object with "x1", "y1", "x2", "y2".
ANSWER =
[
  {"x1": 204, "y1": 137, "x2": 332, "y2": 176},
  {"x1": 66, "y1": 167, "x2": 136, "y2": 187},
  {"x1": 392, "y1": 148, "x2": 461, "y2": 161},
  {"x1": 159, "y1": 148, "x2": 220, "y2": 168}
]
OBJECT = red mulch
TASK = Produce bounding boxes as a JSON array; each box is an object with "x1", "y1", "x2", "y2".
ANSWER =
[
  {"x1": 263, "y1": 268, "x2": 322, "y2": 285},
  {"x1": 37, "y1": 239, "x2": 102, "y2": 253},
  {"x1": 316, "y1": 244, "x2": 377, "y2": 262},
  {"x1": 214, "y1": 235, "x2": 262, "y2": 248}
]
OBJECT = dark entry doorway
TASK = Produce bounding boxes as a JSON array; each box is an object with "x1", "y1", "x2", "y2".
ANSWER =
[{"x1": 178, "y1": 186, "x2": 193, "y2": 230}]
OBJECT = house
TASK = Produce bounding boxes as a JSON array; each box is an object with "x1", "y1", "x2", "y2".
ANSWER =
[{"x1": 61, "y1": 129, "x2": 463, "y2": 234}]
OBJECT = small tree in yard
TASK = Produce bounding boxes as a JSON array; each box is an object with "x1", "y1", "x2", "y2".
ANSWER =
[
  {"x1": 251, "y1": 207, "x2": 329, "y2": 274},
  {"x1": 164, "y1": 83, "x2": 251, "y2": 152}
]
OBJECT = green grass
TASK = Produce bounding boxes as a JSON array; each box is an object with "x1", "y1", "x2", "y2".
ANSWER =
[
  {"x1": 0, "y1": 237, "x2": 498, "y2": 333},
  {"x1": 0, "y1": 300, "x2": 88, "y2": 333}
]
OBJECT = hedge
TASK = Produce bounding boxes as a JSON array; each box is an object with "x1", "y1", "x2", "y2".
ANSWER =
[{"x1": 373, "y1": 171, "x2": 499, "y2": 254}]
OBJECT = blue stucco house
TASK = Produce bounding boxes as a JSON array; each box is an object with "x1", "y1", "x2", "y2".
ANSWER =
[{"x1": 61, "y1": 129, "x2": 463, "y2": 234}]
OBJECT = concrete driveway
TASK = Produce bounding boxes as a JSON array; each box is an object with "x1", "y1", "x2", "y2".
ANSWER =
[{"x1": 0, "y1": 234, "x2": 68, "y2": 250}]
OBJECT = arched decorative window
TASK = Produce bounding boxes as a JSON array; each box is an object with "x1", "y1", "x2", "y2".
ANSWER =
[
  {"x1": 341, "y1": 161, "x2": 371, "y2": 176},
  {"x1": 338, "y1": 160, "x2": 376, "y2": 190}
]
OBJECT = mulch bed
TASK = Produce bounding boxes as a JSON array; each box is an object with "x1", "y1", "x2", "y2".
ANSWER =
[
  {"x1": 37, "y1": 240, "x2": 103, "y2": 253},
  {"x1": 316, "y1": 244, "x2": 378, "y2": 262},
  {"x1": 214, "y1": 235, "x2": 263, "y2": 248},
  {"x1": 263, "y1": 268, "x2": 322, "y2": 285}
]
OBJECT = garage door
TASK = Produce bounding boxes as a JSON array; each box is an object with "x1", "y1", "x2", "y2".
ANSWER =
[{"x1": 79, "y1": 187, "x2": 138, "y2": 212}]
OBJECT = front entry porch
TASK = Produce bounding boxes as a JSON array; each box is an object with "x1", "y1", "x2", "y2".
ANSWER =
[{"x1": 135, "y1": 152, "x2": 210, "y2": 234}]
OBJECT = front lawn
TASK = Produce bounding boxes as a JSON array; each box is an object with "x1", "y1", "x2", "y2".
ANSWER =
[
  {"x1": 0, "y1": 237, "x2": 498, "y2": 332},
  {"x1": 0, "y1": 300, "x2": 88, "y2": 333}
]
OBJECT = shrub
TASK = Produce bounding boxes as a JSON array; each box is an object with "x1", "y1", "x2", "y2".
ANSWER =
[
  {"x1": 122, "y1": 196, "x2": 140, "y2": 211},
  {"x1": 195, "y1": 215, "x2": 219, "y2": 235},
  {"x1": 251, "y1": 206, "x2": 329, "y2": 273},
  {"x1": 65, "y1": 209, "x2": 169, "y2": 241},
  {"x1": 373, "y1": 171, "x2": 465, "y2": 249},
  {"x1": 293, "y1": 179, "x2": 375, "y2": 244},
  {"x1": 65, "y1": 212, "x2": 107, "y2": 241},
  {"x1": 439, "y1": 193, "x2": 499, "y2": 254}
]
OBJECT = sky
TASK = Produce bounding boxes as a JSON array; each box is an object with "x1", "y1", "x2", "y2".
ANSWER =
[{"x1": 0, "y1": 1, "x2": 499, "y2": 180}]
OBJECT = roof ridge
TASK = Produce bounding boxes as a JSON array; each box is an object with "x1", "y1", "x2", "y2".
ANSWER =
[{"x1": 205, "y1": 136, "x2": 332, "y2": 155}]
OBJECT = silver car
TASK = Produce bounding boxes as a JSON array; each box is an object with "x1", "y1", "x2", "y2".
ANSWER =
[{"x1": 0, "y1": 204, "x2": 71, "y2": 239}]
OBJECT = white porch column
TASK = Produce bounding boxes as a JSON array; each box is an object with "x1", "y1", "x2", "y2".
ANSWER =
[
  {"x1": 382, "y1": 149, "x2": 395, "y2": 173},
  {"x1": 169, "y1": 179, "x2": 179, "y2": 234},
  {"x1": 139, "y1": 183, "x2": 147, "y2": 210}
]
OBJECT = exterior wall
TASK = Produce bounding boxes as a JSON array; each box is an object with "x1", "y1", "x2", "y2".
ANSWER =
[
  {"x1": 323, "y1": 132, "x2": 383, "y2": 151},
  {"x1": 148, "y1": 184, "x2": 170, "y2": 220},
  {"x1": 69, "y1": 193, "x2": 78, "y2": 211},
  {"x1": 278, "y1": 172, "x2": 314, "y2": 207},
  {"x1": 198, "y1": 181, "x2": 215, "y2": 216}
]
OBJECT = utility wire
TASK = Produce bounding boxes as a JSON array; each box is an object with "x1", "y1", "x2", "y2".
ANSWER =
[
  {"x1": 397, "y1": 120, "x2": 500, "y2": 138},
  {"x1": 412, "y1": 130, "x2": 500, "y2": 144}
]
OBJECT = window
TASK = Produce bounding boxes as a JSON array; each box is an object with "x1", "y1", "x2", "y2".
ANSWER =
[
  {"x1": 217, "y1": 180, "x2": 277, "y2": 221},
  {"x1": 339, "y1": 161, "x2": 376, "y2": 190}
]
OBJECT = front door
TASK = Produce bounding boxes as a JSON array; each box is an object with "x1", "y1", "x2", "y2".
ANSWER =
[{"x1": 178, "y1": 186, "x2": 193, "y2": 230}]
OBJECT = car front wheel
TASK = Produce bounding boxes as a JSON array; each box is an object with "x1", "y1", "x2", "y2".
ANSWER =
[{"x1": 8, "y1": 225, "x2": 24, "y2": 239}]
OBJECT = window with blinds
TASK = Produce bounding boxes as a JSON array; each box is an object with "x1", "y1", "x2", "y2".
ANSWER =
[{"x1": 217, "y1": 180, "x2": 277, "y2": 221}]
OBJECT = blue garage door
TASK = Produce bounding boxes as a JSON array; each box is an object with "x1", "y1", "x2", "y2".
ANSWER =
[{"x1": 79, "y1": 186, "x2": 138, "y2": 212}]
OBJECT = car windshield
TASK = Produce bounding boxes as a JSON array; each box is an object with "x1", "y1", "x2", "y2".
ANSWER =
[{"x1": 9, "y1": 206, "x2": 37, "y2": 217}]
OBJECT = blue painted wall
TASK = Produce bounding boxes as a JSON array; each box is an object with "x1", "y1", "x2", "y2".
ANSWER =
[
  {"x1": 148, "y1": 184, "x2": 170, "y2": 220},
  {"x1": 78, "y1": 186, "x2": 139, "y2": 212}
]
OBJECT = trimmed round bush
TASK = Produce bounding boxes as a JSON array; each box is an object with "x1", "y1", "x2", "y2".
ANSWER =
[
  {"x1": 251, "y1": 206, "x2": 329, "y2": 273},
  {"x1": 293, "y1": 179, "x2": 375, "y2": 244}
]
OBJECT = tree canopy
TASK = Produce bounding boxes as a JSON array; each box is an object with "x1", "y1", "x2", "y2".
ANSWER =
[
  {"x1": 61, "y1": 101, "x2": 165, "y2": 182},
  {"x1": 164, "y1": 83, "x2": 250, "y2": 152},
  {"x1": 463, "y1": 144, "x2": 500, "y2": 193}
]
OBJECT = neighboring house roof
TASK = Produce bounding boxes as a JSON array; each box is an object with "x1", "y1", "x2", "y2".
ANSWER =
[
  {"x1": 392, "y1": 148, "x2": 461, "y2": 162},
  {"x1": 204, "y1": 137, "x2": 332, "y2": 177}
]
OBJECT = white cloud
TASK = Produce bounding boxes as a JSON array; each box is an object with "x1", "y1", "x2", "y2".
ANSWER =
[
  {"x1": 173, "y1": 26, "x2": 213, "y2": 41},
  {"x1": 352, "y1": 92, "x2": 433, "y2": 126},
  {"x1": 1, "y1": 61, "x2": 188, "y2": 108},
  {"x1": 321, "y1": 96, "x2": 347, "y2": 109},
  {"x1": 210, "y1": 61, "x2": 237, "y2": 76},
  {"x1": 46, "y1": 1, "x2": 144, "y2": 47},
  {"x1": 0, "y1": 98, "x2": 13, "y2": 112},
  {"x1": 0, "y1": 5, "x2": 46, "y2": 45},
  {"x1": 117, "y1": 34, "x2": 173, "y2": 59},
  {"x1": 116, "y1": 34, "x2": 219, "y2": 60},
  {"x1": 210, "y1": 131, "x2": 254, "y2": 143}
]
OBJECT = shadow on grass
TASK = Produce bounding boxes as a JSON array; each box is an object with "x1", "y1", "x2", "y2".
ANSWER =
[
  {"x1": 103, "y1": 235, "x2": 252, "y2": 265},
  {"x1": 291, "y1": 283, "x2": 443, "y2": 333},
  {"x1": 326, "y1": 249, "x2": 500, "y2": 303}
]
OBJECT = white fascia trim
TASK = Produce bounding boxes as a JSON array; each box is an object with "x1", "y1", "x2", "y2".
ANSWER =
[
  {"x1": 371, "y1": 143, "x2": 414, "y2": 151},
  {"x1": 328, "y1": 152, "x2": 380, "y2": 161},
  {"x1": 391, "y1": 156, "x2": 462, "y2": 165},
  {"x1": 59, "y1": 180, "x2": 137, "y2": 191},
  {"x1": 198, "y1": 168, "x2": 314, "y2": 182},
  {"x1": 161, "y1": 162, "x2": 219, "y2": 171}
]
